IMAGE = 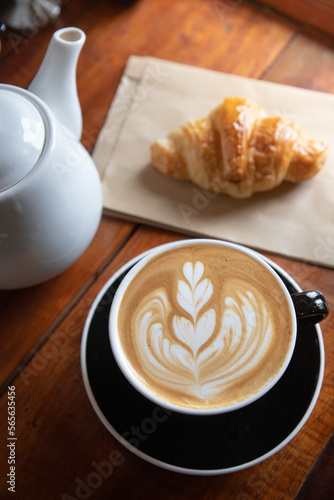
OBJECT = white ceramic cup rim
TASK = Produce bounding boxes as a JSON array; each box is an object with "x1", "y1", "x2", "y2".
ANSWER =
[{"x1": 109, "y1": 239, "x2": 297, "y2": 416}]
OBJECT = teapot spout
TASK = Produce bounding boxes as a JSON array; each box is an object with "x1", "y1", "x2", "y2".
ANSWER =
[{"x1": 28, "y1": 27, "x2": 86, "y2": 140}]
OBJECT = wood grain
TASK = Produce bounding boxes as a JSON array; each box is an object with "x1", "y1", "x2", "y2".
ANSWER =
[
  {"x1": 262, "y1": 27, "x2": 334, "y2": 92},
  {"x1": 295, "y1": 432, "x2": 334, "y2": 500},
  {"x1": 0, "y1": 0, "x2": 333, "y2": 499},
  {"x1": 255, "y1": 0, "x2": 334, "y2": 36},
  {"x1": 1, "y1": 0, "x2": 296, "y2": 153},
  {"x1": 0, "y1": 216, "x2": 135, "y2": 391},
  {"x1": 0, "y1": 225, "x2": 333, "y2": 499}
]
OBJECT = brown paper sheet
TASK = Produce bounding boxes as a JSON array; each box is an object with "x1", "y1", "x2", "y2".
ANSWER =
[{"x1": 93, "y1": 56, "x2": 334, "y2": 268}]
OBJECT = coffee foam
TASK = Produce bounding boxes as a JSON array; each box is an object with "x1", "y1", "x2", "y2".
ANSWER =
[{"x1": 116, "y1": 244, "x2": 294, "y2": 410}]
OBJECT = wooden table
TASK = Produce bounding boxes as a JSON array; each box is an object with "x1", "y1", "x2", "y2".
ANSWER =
[{"x1": 1, "y1": 1, "x2": 333, "y2": 498}]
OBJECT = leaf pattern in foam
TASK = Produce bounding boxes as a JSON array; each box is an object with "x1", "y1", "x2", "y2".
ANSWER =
[
  {"x1": 197, "y1": 291, "x2": 272, "y2": 395},
  {"x1": 173, "y1": 308, "x2": 216, "y2": 356},
  {"x1": 177, "y1": 262, "x2": 213, "y2": 321},
  {"x1": 195, "y1": 309, "x2": 216, "y2": 353},
  {"x1": 133, "y1": 261, "x2": 273, "y2": 403},
  {"x1": 183, "y1": 261, "x2": 204, "y2": 287},
  {"x1": 139, "y1": 304, "x2": 195, "y2": 380},
  {"x1": 176, "y1": 280, "x2": 194, "y2": 319}
]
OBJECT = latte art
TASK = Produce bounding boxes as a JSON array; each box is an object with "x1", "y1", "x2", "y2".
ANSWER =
[
  {"x1": 136, "y1": 261, "x2": 273, "y2": 403},
  {"x1": 115, "y1": 244, "x2": 294, "y2": 410}
]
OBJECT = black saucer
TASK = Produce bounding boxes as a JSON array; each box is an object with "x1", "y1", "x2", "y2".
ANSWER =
[{"x1": 81, "y1": 251, "x2": 324, "y2": 475}]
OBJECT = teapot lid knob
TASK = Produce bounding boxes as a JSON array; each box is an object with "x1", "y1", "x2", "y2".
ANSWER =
[{"x1": 0, "y1": 87, "x2": 45, "y2": 192}]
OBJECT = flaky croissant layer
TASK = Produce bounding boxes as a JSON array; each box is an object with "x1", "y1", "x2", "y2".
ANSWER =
[{"x1": 150, "y1": 97, "x2": 328, "y2": 198}]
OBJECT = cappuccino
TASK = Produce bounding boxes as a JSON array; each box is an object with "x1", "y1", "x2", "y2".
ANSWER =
[{"x1": 112, "y1": 242, "x2": 295, "y2": 412}]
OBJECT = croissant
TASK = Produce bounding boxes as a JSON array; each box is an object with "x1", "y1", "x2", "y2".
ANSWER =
[{"x1": 150, "y1": 97, "x2": 328, "y2": 198}]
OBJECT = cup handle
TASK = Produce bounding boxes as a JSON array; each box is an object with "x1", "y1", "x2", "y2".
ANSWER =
[{"x1": 291, "y1": 291, "x2": 329, "y2": 325}]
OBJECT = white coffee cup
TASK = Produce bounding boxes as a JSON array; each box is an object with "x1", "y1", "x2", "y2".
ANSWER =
[{"x1": 109, "y1": 239, "x2": 328, "y2": 415}]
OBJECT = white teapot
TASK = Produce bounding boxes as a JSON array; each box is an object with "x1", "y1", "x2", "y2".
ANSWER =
[{"x1": 0, "y1": 27, "x2": 103, "y2": 289}]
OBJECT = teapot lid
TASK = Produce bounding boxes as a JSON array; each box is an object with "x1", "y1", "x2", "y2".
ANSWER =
[{"x1": 0, "y1": 88, "x2": 45, "y2": 192}]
